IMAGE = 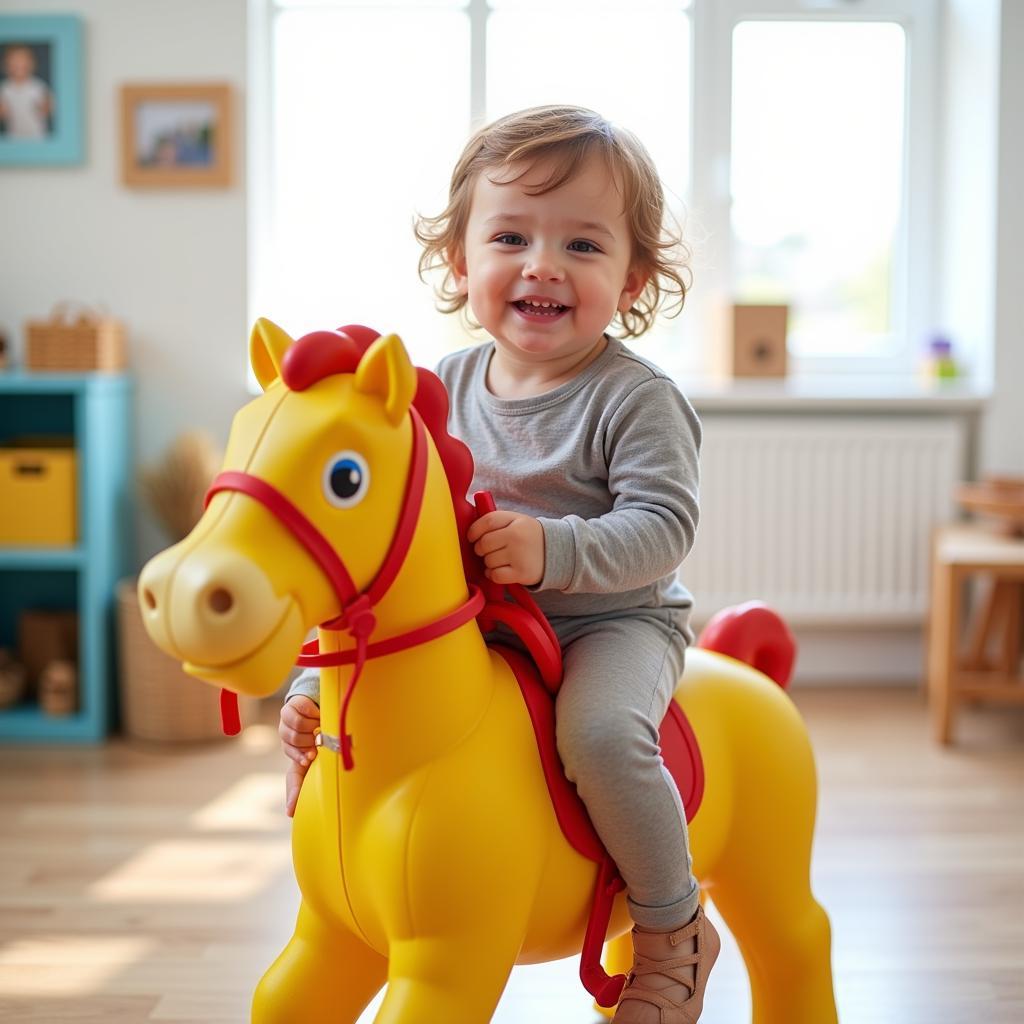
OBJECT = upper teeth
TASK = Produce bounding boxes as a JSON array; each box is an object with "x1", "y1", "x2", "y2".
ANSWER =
[{"x1": 526, "y1": 300, "x2": 558, "y2": 307}]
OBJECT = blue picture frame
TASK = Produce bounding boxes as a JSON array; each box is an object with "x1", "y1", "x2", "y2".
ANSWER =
[{"x1": 0, "y1": 14, "x2": 83, "y2": 166}]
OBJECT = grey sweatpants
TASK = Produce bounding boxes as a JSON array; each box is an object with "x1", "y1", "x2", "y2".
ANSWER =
[
  {"x1": 287, "y1": 610, "x2": 700, "y2": 930},
  {"x1": 505, "y1": 611, "x2": 699, "y2": 930}
]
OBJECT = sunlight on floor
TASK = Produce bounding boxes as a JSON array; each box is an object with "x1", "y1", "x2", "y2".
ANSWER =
[
  {"x1": 0, "y1": 935, "x2": 153, "y2": 996},
  {"x1": 238, "y1": 722, "x2": 279, "y2": 754},
  {"x1": 189, "y1": 773, "x2": 286, "y2": 832},
  {"x1": 88, "y1": 839, "x2": 290, "y2": 902}
]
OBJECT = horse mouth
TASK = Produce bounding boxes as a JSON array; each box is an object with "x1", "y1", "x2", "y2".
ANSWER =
[{"x1": 181, "y1": 598, "x2": 306, "y2": 696}]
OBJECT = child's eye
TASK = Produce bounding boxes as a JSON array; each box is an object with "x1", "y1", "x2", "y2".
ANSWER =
[
  {"x1": 568, "y1": 239, "x2": 600, "y2": 254},
  {"x1": 493, "y1": 233, "x2": 526, "y2": 246}
]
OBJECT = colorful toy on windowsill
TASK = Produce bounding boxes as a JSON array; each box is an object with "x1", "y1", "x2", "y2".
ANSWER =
[
  {"x1": 924, "y1": 333, "x2": 960, "y2": 380},
  {"x1": 137, "y1": 320, "x2": 838, "y2": 1024}
]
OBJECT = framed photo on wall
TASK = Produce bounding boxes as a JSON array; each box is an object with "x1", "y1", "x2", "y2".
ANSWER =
[
  {"x1": 0, "y1": 14, "x2": 83, "y2": 166},
  {"x1": 120, "y1": 83, "x2": 232, "y2": 188}
]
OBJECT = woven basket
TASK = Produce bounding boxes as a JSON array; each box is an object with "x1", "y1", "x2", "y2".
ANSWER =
[
  {"x1": 117, "y1": 578, "x2": 256, "y2": 741},
  {"x1": 26, "y1": 302, "x2": 126, "y2": 372}
]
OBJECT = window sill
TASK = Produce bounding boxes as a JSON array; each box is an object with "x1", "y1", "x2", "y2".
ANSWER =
[{"x1": 680, "y1": 373, "x2": 990, "y2": 414}]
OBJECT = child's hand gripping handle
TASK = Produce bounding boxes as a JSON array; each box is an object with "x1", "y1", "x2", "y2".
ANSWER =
[{"x1": 472, "y1": 491, "x2": 563, "y2": 691}]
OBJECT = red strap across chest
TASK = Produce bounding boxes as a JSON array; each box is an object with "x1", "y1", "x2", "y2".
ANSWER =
[{"x1": 205, "y1": 409, "x2": 433, "y2": 765}]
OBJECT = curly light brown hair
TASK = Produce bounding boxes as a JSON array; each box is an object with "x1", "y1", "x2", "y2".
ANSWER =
[{"x1": 414, "y1": 105, "x2": 690, "y2": 339}]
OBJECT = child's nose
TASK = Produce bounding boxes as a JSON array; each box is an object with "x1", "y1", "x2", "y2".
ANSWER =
[{"x1": 522, "y1": 248, "x2": 565, "y2": 282}]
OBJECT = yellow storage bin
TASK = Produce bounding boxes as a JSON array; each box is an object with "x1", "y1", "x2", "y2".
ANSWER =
[{"x1": 0, "y1": 440, "x2": 77, "y2": 546}]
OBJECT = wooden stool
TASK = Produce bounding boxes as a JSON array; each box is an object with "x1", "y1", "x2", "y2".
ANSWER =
[{"x1": 928, "y1": 524, "x2": 1024, "y2": 743}]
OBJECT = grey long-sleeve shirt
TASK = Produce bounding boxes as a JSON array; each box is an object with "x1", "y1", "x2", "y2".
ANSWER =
[
  {"x1": 440, "y1": 337, "x2": 701, "y2": 623},
  {"x1": 287, "y1": 335, "x2": 701, "y2": 704}
]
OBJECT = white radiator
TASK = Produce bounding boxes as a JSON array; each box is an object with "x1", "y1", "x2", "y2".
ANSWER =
[{"x1": 684, "y1": 415, "x2": 966, "y2": 626}]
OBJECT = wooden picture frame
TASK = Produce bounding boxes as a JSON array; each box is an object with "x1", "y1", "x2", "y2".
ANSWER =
[
  {"x1": 0, "y1": 14, "x2": 83, "y2": 166},
  {"x1": 120, "y1": 83, "x2": 232, "y2": 188}
]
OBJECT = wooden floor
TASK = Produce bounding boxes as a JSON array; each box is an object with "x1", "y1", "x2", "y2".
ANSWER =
[{"x1": 1, "y1": 687, "x2": 1022, "y2": 1023}]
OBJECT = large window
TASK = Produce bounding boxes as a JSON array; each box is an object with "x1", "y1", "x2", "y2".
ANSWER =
[
  {"x1": 251, "y1": 0, "x2": 936, "y2": 377},
  {"x1": 731, "y1": 20, "x2": 906, "y2": 358}
]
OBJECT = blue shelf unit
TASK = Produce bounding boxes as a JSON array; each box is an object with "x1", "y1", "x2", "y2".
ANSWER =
[{"x1": 0, "y1": 372, "x2": 134, "y2": 742}]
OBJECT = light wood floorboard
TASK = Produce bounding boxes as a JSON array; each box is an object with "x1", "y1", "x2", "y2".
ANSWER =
[{"x1": 1, "y1": 687, "x2": 1022, "y2": 1023}]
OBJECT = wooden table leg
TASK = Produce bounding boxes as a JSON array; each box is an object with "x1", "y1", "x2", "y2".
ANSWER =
[
  {"x1": 929, "y1": 559, "x2": 960, "y2": 744},
  {"x1": 999, "y1": 581, "x2": 1022, "y2": 678},
  {"x1": 964, "y1": 577, "x2": 1000, "y2": 670}
]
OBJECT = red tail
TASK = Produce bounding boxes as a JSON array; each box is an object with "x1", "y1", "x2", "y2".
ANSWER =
[{"x1": 696, "y1": 602, "x2": 796, "y2": 689}]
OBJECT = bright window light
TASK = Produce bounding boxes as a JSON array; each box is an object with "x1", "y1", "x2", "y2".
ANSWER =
[
  {"x1": 257, "y1": 2, "x2": 932, "y2": 376},
  {"x1": 487, "y1": 4, "x2": 692, "y2": 375},
  {"x1": 730, "y1": 20, "x2": 907, "y2": 358},
  {"x1": 486, "y1": 3, "x2": 691, "y2": 199},
  {"x1": 267, "y1": 6, "x2": 470, "y2": 368}
]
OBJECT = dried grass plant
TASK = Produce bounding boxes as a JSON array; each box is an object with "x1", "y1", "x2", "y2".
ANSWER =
[{"x1": 140, "y1": 432, "x2": 223, "y2": 543}]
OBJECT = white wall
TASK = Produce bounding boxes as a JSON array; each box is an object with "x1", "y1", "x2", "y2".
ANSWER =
[
  {"x1": 985, "y1": 0, "x2": 1024, "y2": 474},
  {"x1": 0, "y1": 0, "x2": 248, "y2": 560},
  {"x1": 937, "y1": 0, "x2": 999, "y2": 387},
  {"x1": 937, "y1": 0, "x2": 1023, "y2": 475}
]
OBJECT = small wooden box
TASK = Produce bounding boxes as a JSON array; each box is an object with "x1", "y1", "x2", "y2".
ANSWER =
[
  {"x1": 727, "y1": 304, "x2": 789, "y2": 378},
  {"x1": 0, "y1": 441, "x2": 77, "y2": 545},
  {"x1": 17, "y1": 610, "x2": 79, "y2": 686},
  {"x1": 26, "y1": 309, "x2": 126, "y2": 372}
]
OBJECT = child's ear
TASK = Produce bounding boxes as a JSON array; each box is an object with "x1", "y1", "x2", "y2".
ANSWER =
[
  {"x1": 617, "y1": 266, "x2": 649, "y2": 313},
  {"x1": 448, "y1": 244, "x2": 469, "y2": 296}
]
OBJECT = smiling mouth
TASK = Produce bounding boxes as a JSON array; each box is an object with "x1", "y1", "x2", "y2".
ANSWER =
[{"x1": 512, "y1": 300, "x2": 570, "y2": 320}]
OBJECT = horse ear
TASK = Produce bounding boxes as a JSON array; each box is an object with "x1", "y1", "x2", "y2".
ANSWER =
[
  {"x1": 250, "y1": 318, "x2": 294, "y2": 391},
  {"x1": 353, "y1": 333, "x2": 417, "y2": 426}
]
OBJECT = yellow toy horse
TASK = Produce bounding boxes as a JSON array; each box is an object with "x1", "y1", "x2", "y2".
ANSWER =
[{"x1": 138, "y1": 320, "x2": 838, "y2": 1024}]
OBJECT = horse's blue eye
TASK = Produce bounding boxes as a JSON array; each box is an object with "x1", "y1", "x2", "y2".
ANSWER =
[
  {"x1": 330, "y1": 459, "x2": 361, "y2": 499},
  {"x1": 322, "y1": 451, "x2": 369, "y2": 508}
]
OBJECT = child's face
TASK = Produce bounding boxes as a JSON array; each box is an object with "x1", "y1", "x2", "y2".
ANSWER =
[
  {"x1": 452, "y1": 153, "x2": 647, "y2": 364},
  {"x1": 4, "y1": 47, "x2": 35, "y2": 81}
]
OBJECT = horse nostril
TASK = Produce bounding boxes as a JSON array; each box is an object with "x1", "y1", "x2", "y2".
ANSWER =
[
  {"x1": 142, "y1": 588, "x2": 157, "y2": 611},
  {"x1": 208, "y1": 587, "x2": 234, "y2": 615}
]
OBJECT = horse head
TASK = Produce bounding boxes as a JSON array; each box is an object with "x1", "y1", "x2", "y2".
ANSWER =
[{"x1": 137, "y1": 318, "x2": 425, "y2": 698}]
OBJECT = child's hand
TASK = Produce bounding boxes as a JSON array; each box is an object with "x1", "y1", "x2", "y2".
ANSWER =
[
  {"x1": 279, "y1": 695, "x2": 320, "y2": 817},
  {"x1": 467, "y1": 510, "x2": 545, "y2": 586}
]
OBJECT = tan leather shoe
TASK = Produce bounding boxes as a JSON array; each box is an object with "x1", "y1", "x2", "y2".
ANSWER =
[{"x1": 612, "y1": 906, "x2": 721, "y2": 1023}]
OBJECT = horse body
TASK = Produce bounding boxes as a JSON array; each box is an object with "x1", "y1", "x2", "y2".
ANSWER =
[{"x1": 139, "y1": 321, "x2": 837, "y2": 1023}]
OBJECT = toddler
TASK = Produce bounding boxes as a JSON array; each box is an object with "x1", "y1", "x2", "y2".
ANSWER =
[
  {"x1": 279, "y1": 105, "x2": 716, "y2": 1022},
  {"x1": 0, "y1": 45, "x2": 52, "y2": 139}
]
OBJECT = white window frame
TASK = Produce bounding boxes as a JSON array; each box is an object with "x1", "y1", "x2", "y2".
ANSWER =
[
  {"x1": 692, "y1": 0, "x2": 938, "y2": 375},
  {"x1": 248, "y1": 0, "x2": 939, "y2": 379}
]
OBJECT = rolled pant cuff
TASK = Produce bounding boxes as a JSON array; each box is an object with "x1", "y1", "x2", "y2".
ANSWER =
[{"x1": 627, "y1": 880, "x2": 701, "y2": 931}]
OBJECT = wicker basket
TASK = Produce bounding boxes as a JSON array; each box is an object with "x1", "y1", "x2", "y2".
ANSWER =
[
  {"x1": 26, "y1": 303, "x2": 126, "y2": 372},
  {"x1": 117, "y1": 578, "x2": 255, "y2": 741}
]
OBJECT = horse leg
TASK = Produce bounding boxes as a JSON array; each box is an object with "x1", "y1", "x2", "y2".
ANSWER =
[
  {"x1": 369, "y1": 829, "x2": 537, "y2": 1022},
  {"x1": 707, "y1": 792, "x2": 837, "y2": 1023},
  {"x1": 370, "y1": 926, "x2": 526, "y2": 1024},
  {"x1": 252, "y1": 899, "x2": 387, "y2": 1023}
]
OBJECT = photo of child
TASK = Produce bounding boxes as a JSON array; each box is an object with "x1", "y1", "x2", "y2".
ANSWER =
[{"x1": 0, "y1": 42, "x2": 53, "y2": 138}]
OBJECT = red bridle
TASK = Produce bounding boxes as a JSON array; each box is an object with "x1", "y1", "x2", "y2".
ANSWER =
[{"x1": 205, "y1": 406, "x2": 484, "y2": 769}]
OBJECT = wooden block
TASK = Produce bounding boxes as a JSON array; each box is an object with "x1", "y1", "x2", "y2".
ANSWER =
[{"x1": 728, "y1": 304, "x2": 789, "y2": 377}]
